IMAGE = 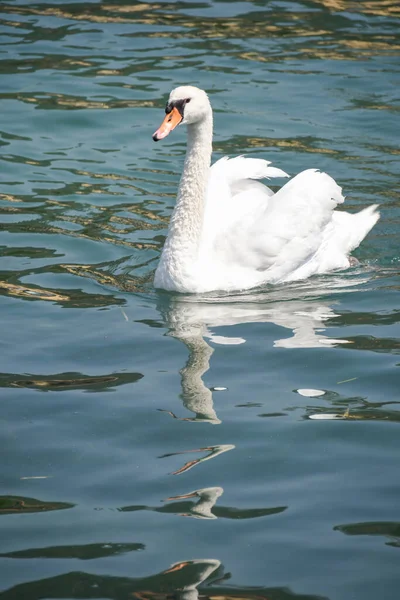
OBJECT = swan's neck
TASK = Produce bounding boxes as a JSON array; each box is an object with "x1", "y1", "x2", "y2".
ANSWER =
[{"x1": 161, "y1": 114, "x2": 213, "y2": 285}]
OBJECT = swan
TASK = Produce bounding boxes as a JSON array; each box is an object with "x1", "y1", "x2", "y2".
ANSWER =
[{"x1": 153, "y1": 85, "x2": 379, "y2": 293}]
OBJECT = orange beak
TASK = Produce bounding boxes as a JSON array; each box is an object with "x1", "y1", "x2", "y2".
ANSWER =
[
  {"x1": 163, "y1": 561, "x2": 189, "y2": 574},
  {"x1": 153, "y1": 107, "x2": 182, "y2": 141}
]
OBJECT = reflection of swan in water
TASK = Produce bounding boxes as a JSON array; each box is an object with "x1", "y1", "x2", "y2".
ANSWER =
[
  {"x1": 163, "y1": 296, "x2": 350, "y2": 349},
  {"x1": 159, "y1": 324, "x2": 220, "y2": 424},
  {"x1": 160, "y1": 445, "x2": 235, "y2": 475},
  {"x1": 161, "y1": 559, "x2": 221, "y2": 600},
  {"x1": 2, "y1": 555, "x2": 328, "y2": 599},
  {"x1": 157, "y1": 288, "x2": 352, "y2": 424},
  {"x1": 2, "y1": 557, "x2": 222, "y2": 600},
  {"x1": 167, "y1": 486, "x2": 224, "y2": 519},
  {"x1": 119, "y1": 485, "x2": 287, "y2": 521}
]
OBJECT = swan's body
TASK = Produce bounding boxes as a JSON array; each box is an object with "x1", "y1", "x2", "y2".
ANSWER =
[{"x1": 153, "y1": 86, "x2": 379, "y2": 294}]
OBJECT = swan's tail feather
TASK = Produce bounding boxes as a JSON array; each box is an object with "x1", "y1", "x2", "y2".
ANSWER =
[
  {"x1": 346, "y1": 204, "x2": 380, "y2": 252},
  {"x1": 319, "y1": 203, "x2": 380, "y2": 274}
]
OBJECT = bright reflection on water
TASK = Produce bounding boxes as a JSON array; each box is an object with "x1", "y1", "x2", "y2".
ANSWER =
[
  {"x1": 1, "y1": 1, "x2": 400, "y2": 600},
  {"x1": 157, "y1": 274, "x2": 369, "y2": 424}
]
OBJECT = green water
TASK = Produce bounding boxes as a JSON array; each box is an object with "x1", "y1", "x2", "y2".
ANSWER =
[{"x1": 1, "y1": 1, "x2": 399, "y2": 599}]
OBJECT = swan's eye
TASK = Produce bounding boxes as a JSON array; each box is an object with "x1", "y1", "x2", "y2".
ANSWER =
[
  {"x1": 185, "y1": 98, "x2": 191, "y2": 103},
  {"x1": 174, "y1": 99, "x2": 188, "y2": 117}
]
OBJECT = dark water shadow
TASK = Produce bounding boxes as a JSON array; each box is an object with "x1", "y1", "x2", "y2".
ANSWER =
[
  {"x1": 0, "y1": 495, "x2": 74, "y2": 515},
  {"x1": 334, "y1": 521, "x2": 400, "y2": 549},
  {"x1": 0, "y1": 542, "x2": 144, "y2": 560},
  {"x1": 0, "y1": 371, "x2": 143, "y2": 392},
  {"x1": 0, "y1": 276, "x2": 125, "y2": 308}
]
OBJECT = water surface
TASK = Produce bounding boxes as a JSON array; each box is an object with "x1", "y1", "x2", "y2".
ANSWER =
[{"x1": 1, "y1": 2, "x2": 400, "y2": 600}]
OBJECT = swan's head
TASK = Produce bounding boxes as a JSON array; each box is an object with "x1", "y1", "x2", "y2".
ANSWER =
[{"x1": 153, "y1": 86, "x2": 211, "y2": 142}]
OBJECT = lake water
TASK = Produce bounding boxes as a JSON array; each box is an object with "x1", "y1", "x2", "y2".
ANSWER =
[{"x1": 1, "y1": 1, "x2": 399, "y2": 599}]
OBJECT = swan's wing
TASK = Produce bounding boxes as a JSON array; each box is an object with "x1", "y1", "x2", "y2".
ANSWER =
[
  {"x1": 210, "y1": 155, "x2": 289, "y2": 184},
  {"x1": 215, "y1": 169, "x2": 350, "y2": 282},
  {"x1": 330, "y1": 205, "x2": 379, "y2": 253},
  {"x1": 203, "y1": 156, "x2": 289, "y2": 247},
  {"x1": 200, "y1": 156, "x2": 289, "y2": 253},
  {"x1": 210, "y1": 156, "x2": 288, "y2": 198}
]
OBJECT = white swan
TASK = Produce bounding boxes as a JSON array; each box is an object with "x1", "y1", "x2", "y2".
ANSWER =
[{"x1": 153, "y1": 85, "x2": 379, "y2": 293}]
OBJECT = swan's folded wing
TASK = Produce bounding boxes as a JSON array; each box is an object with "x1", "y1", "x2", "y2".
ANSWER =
[
  {"x1": 202, "y1": 157, "x2": 283, "y2": 252},
  {"x1": 204, "y1": 156, "x2": 289, "y2": 239},
  {"x1": 210, "y1": 156, "x2": 289, "y2": 184},
  {"x1": 217, "y1": 169, "x2": 346, "y2": 282}
]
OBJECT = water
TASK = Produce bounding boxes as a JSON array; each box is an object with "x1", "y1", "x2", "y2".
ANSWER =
[{"x1": 1, "y1": 1, "x2": 399, "y2": 599}]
